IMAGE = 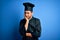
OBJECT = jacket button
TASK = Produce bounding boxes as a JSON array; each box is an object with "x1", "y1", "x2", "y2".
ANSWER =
[{"x1": 32, "y1": 30, "x2": 33, "y2": 32}]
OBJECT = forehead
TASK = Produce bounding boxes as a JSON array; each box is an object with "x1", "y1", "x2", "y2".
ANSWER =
[{"x1": 25, "y1": 11, "x2": 31, "y2": 13}]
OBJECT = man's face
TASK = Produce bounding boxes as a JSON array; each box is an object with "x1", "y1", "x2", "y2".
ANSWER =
[{"x1": 24, "y1": 11, "x2": 32, "y2": 19}]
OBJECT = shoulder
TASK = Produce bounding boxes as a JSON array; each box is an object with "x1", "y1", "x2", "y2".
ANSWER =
[
  {"x1": 20, "y1": 19, "x2": 25, "y2": 22},
  {"x1": 20, "y1": 19, "x2": 26, "y2": 23},
  {"x1": 33, "y1": 17, "x2": 40, "y2": 22},
  {"x1": 33, "y1": 17, "x2": 41, "y2": 24}
]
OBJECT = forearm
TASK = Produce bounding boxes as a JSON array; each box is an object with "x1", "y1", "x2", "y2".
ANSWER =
[{"x1": 25, "y1": 20, "x2": 29, "y2": 30}]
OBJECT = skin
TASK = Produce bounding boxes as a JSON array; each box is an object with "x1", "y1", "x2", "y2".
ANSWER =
[{"x1": 24, "y1": 11, "x2": 33, "y2": 37}]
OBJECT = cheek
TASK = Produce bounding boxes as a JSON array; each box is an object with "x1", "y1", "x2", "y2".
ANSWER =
[
  {"x1": 25, "y1": 14, "x2": 29, "y2": 16},
  {"x1": 29, "y1": 14, "x2": 32, "y2": 16}
]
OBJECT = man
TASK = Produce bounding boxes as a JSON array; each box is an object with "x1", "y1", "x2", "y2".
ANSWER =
[{"x1": 19, "y1": 2, "x2": 41, "y2": 40}]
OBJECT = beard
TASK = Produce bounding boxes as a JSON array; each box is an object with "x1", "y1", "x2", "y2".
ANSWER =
[
  {"x1": 26, "y1": 16, "x2": 31, "y2": 19},
  {"x1": 27, "y1": 17, "x2": 30, "y2": 19}
]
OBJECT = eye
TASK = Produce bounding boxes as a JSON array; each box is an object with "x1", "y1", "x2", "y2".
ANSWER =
[
  {"x1": 25, "y1": 12, "x2": 29, "y2": 14},
  {"x1": 27, "y1": 12, "x2": 29, "y2": 14}
]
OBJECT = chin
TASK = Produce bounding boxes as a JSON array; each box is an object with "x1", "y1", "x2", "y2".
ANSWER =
[
  {"x1": 28, "y1": 17, "x2": 31, "y2": 19},
  {"x1": 27, "y1": 17, "x2": 31, "y2": 19},
  {"x1": 28, "y1": 18, "x2": 30, "y2": 19}
]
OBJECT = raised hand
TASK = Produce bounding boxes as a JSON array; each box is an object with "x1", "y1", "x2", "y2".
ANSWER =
[{"x1": 24, "y1": 16, "x2": 29, "y2": 31}]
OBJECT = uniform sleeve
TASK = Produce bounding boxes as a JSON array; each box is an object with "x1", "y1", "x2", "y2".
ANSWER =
[
  {"x1": 19, "y1": 20, "x2": 26, "y2": 37},
  {"x1": 28, "y1": 19, "x2": 41, "y2": 37}
]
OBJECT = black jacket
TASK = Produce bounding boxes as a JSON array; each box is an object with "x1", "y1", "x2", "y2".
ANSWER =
[{"x1": 19, "y1": 17, "x2": 41, "y2": 40}]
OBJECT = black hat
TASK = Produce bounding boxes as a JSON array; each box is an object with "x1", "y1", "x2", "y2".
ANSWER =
[{"x1": 23, "y1": 2, "x2": 35, "y2": 12}]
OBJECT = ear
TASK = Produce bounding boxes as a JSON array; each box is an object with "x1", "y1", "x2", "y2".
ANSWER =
[{"x1": 31, "y1": 12, "x2": 33, "y2": 14}]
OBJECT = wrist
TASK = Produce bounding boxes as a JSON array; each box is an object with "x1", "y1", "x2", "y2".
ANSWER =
[{"x1": 26, "y1": 20, "x2": 29, "y2": 23}]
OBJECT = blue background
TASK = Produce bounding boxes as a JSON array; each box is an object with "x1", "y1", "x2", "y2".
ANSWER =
[{"x1": 0, "y1": 0, "x2": 60, "y2": 40}]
